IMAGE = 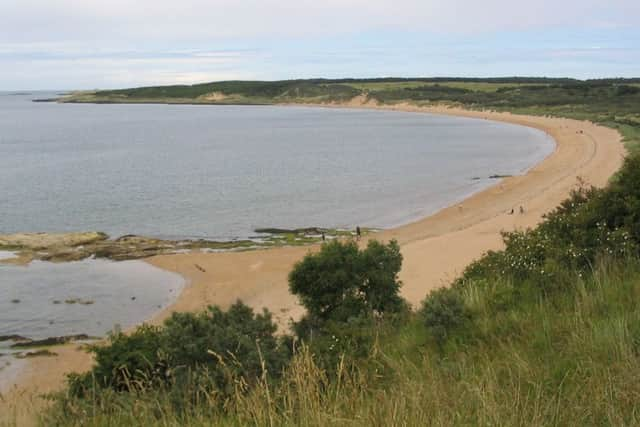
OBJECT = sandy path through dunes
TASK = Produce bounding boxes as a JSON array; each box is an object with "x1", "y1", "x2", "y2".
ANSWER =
[{"x1": 0, "y1": 105, "x2": 624, "y2": 426}]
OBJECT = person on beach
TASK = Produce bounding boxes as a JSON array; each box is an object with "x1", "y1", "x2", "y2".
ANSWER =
[
  {"x1": 356, "y1": 226, "x2": 361, "y2": 240},
  {"x1": 520, "y1": 206, "x2": 525, "y2": 214},
  {"x1": 321, "y1": 232, "x2": 325, "y2": 241},
  {"x1": 509, "y1": 208, "x2": 514, "y2": 215}
]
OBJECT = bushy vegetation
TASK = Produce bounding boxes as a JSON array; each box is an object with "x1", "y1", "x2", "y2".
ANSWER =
[
  {"x1": 289, "y1": 240, "x2": 405, "y2": 324},
  {"x1": 66, "y1": 301, "x2": 291, "y2": 403},
  {"x1": 43, "y1": 79, "x2": 640, "y2": 426},
  {"x1": 289, "y1": 240, "x2": 408, "y2": 366},
  {"x1": 93, "y1": 80, "x2": 360, "y2": 103},
  {"x1": 458, "y1": 154, "x2": 640, "y2": 294}
]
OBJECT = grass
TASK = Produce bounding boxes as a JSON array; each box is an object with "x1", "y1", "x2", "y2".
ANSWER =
[
  {"x1": 344, "y1": 81, "x2": 548, "y2": 92},
  {"x1": 43, "y1": 258, "x2": 640, "y2": 426}
]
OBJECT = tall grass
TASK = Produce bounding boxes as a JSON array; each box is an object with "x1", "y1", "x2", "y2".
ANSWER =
[{"x1": 43, "y1": 257, "x2": 640, "y2": 426}]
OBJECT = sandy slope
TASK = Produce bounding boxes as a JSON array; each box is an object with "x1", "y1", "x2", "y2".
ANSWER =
[{"x1": 0, "y1": 104, "x2": 624, "y2": 426}]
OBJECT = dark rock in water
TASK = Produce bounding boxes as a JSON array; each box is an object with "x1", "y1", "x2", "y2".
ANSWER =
[
  {"x1": 255, "y1": 227, "x2": 326, "y2": 235},
  {"x1": 489, "y1": 174, "x2": 513, "y2": 179},
  {"x1": 16, "y1": 349, "x2": 58, "y2": 358},
  {"x1": 11, "y1": 334, "x2": 93, "y2": 349},
  {"x1": 131, "y1": 296, "x2": 136, "y2": 301},
  {"x1": 0, "y1": 334, "x2": 30, "y2": 342},
  {"x1": 11, "y1": 299, "x2": 21, "y2": 304}
]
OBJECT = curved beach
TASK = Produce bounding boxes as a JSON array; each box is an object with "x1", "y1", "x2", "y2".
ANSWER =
[
  {"x1": 0, "y1": 104, "x2": 625, "y2": 425},
  {"x1": 145, "y1": 105, "x2": 624, "y2": 325}
]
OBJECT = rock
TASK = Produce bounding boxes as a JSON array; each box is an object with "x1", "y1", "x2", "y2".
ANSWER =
[
  {"x1": 11, "y1": 334, "x2": 94, "y2": 349},
  {"x1": 64, "y1": 298, "x2": 94, "y2": 305},
  {"x1": 0, "y1": 232, "x2": 108, "y2": 250},
  {"x1": 16, "y1": 349, "x2": 58, "y2": 358},
  {"x1": 0, "y1": 334, "x2": 30, "y2": 342}
]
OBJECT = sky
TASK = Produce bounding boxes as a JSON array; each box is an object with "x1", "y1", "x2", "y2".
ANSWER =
[{"x1": 1, "y1": 0, "x2": 639, "y2": 90}]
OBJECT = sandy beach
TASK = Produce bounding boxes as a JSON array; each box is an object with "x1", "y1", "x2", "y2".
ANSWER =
[{"x1": 0, "y1": 103, "x2": 625, "y2": 426}]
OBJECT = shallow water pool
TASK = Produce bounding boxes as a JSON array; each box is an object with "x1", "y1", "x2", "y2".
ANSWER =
[{"x1": 0, "y1": 258, "x2": 184, "y2": 340}]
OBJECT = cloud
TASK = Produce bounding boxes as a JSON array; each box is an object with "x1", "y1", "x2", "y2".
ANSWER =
[
  {"x1": 0, "y1": 1, "x2": 638, "y2": 88},
  {"x1": 2, "y1": 0, "x2": 639, "y2": 44}
]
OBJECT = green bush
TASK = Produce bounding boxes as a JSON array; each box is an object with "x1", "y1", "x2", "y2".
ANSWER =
[
  {"x1": 458, "y1": 155, "x2": 640, "y2": 294},
  {"x1": 162, "y1": 302, "x2": 289, "y2": 394},
  {"x1": 68, "y1": 324, "x2": 166, "y2": 396},
  {"x1": 420, "y1": 288, "x2": 473, "y2": 347},
  {"x1": 288, "y1": 239, "x2": 408, "y2": 366},
  {"x1": 288, "y1": 239, "x2": 405, "y2": 324},
  {"x1": 68, "y1": 301, "x2": 290, "y2": 398}
]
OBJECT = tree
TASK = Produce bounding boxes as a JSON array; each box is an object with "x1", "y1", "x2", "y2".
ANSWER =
[{"x1": 288, "y1": 239, "x2": 405, "y2": 324}]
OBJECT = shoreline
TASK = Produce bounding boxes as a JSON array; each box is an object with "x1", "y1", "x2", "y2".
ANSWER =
[
  {"x1": 0, "y1": 102, "x2": 625, "y2": 426},
  {"x1": 147, "y1": 102, "x2": 623, "y2": 322}
]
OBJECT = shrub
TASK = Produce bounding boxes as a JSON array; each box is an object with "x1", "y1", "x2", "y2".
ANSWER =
[
  {"x1": 162, "y1": 302, "x2": 290, "y2": 394},
  {"x1": 288, "y1": 239, "x2": 405, "y2": 324},
  {"x1": 421, "y1": 288, "x2": 473, "y2": 347},
  {"x1": 68, "y1": 325, "x2": 166, "y2": 396},
  {"x1": 68, "y1": 302, "x2": 290, "y2": 398}
]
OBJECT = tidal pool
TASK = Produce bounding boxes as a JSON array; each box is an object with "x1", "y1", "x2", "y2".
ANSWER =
[{"x1": 0, "y1": 258, "x2": 184, "y2": 340}]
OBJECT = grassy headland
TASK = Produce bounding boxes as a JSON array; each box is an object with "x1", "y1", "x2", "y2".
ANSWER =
[
  {"x1": 62, "y1": 77, "x2": 640, "y2": 149},
  {"x1": 29, "y1": 77, "x2": 640, "y2": 426}
]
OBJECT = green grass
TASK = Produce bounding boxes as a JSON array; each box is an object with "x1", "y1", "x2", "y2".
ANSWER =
[
  {"x1": 345, "y1": 81, "x2": 548, "y2": 92},
  {"x1": 44, "y1": 258, "x2": 640, "y2": 426}
]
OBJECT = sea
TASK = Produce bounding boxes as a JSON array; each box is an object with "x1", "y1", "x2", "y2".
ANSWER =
[
  {"x1": 0, "y1": 92, "x2": 554, "y2": 385},
  {"x1": 0, "y1": 92, "x2": 555, "y2": 240}
]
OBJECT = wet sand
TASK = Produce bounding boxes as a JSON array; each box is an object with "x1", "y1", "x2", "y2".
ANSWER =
[{"x1": 0, "y1": 104, "x2": 625, "y2": 426}]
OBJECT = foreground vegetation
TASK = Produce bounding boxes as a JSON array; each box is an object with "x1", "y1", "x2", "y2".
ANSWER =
[{"x1": 35, "y1": 78, "x2": 640, "y2": 426}]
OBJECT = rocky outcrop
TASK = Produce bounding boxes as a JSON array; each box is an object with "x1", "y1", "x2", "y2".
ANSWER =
[
  {"x1": 0, "y1": 228, "x2": 374, "y2": 264},
  {"x1": 10, "y1": 334, "x2": 94, "y2": 349}
]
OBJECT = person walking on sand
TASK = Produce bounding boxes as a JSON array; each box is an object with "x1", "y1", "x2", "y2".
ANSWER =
[
  {"x1": 509, "y1": 208, "x2": 514, "y2": 215},
  {"x1": 519, "y1": 206, "x2": 525, "y2": 214},
  {"x1": 356, "y1": 226, "x2": 361, "y2": 241}
]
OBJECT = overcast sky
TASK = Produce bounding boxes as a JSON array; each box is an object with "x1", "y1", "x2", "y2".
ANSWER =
[{"x1": 1, "y1": 0, "x2": 639, "y2": 90}]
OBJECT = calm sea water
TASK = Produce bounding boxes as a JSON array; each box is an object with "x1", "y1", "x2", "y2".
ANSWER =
[
  {"x1": 0, "y1": 93, "x2": 555, "y2": 240},
  {"x1": 0, "y1": 258, "x2": 184, "y2": 339}
]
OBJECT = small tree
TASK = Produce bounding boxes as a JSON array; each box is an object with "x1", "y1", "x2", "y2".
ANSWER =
[{"x1": 288, "y1": 239, "x2": 405, "y2": 324}]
